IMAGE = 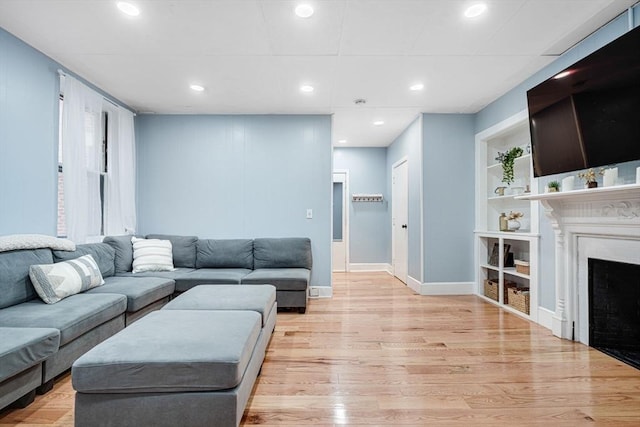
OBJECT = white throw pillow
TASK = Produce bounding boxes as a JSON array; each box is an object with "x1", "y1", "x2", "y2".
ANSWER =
[
  {"x1": 29, "y1": 254, "x2": 104, "y2": 304},
  {"x1": 131, "y1": 237, "x2": 175, "y2": 273}
]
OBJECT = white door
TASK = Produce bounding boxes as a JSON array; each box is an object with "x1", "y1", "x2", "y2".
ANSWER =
[
  {"x1": 332, "y1": 172, "x2": 348, "y2": 272},
  {"x1": 392, "y1": 160, "x2": 409, "y2": 284}
]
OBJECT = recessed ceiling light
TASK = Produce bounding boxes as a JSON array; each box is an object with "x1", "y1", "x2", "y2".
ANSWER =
[
  {"x1": 464, "y1": 3, "x2": 487, "y2": 18},
  {"x1": 373, "y1": 120, "x2": 385, "y2": 126},
  {"x1": 117, "y1": 1, "x2": 140, "y2": 17},
  {"x1": 553, "y1": 70, "x2": 572, "y2": 79},
  {"x1": 410, "y1": 83, "x2": 424, "y2": 91},
  {"x1": 295, "y1": 4, "x2": 314, "y2": 18},
  {"x1": 300, "y1": 85, "x2": 314, "y2": 93},
  {"x1": 189, "y1": 84, "x2": 205, "y2": 92},
  {"x1": 338, "y1": 139, "x2": 347, "y2": 144}
]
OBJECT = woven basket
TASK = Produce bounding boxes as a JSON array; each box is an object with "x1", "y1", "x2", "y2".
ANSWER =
[
  {"x1": 483, "y1": 279, "x2": 498, "y2": 301},
  {"x1": 514, "y1": 260, "x2": 530, "y2": 275},
  {"x1": 507, "y1": 287, "x2": 530, "y2": 314},
  {"x1": 503, "y1": 281, "x2": 517, "y2": 303}
]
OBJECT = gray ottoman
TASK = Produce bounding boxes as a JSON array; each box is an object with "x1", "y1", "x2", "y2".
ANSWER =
[
  {"x1": 72, "y1": 310, "x2": 263, "y2": 427},
  {"x1": 163, "y1": 285, "x2": 277, "y2": 366},
  {"x1": 163, "y1": 284, "x2": 276, "y2": 326}
]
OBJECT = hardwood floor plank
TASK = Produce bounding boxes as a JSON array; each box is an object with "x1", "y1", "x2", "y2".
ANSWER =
[{"x1": 1, "y1": 272, "x2": 639, "y2": 426}]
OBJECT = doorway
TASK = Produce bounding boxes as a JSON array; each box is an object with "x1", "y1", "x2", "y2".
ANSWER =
[
  {"x1": 392, "y1": 159, "x2": 409, "y2": 284},
  {"x1": 332, "y1": 171, "x2": 349, "y2": 272}
]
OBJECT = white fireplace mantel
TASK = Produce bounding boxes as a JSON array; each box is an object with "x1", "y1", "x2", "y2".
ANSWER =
[{"x1": 518, "y1": 184, "x2": 640, "y2": 340}]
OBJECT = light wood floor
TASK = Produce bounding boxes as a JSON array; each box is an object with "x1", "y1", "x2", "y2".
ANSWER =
[{"x1": 2, "y1": 272, "x2": 640, "y2": 426}]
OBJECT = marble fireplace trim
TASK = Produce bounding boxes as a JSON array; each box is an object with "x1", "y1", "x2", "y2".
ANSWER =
[{"x1": 531, "y1": 186, "x2": 640, "y2": 340}]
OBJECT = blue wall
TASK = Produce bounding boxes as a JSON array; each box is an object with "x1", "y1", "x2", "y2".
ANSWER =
[
  {"x1": 422, "y1": 114, "x2": 475, "y2": 283},
  {"x1": 474, "y1": 7, "x2": 639, "y2": 310},
  {"x1": 0, "y1": 27, "x2": 133, "y2": 238},
  {"x1": 0, "y1": 28, "x2": 59, "y2": 235},
  {"x1": 387, "y1": 116, "x2": 423, "y2": 281},
  {"x1": 135, "y1": 114, "x2": 332, "y2": 287},
  {"x1": 333, "y1": 147, "x2": 390, "y2": 264}
]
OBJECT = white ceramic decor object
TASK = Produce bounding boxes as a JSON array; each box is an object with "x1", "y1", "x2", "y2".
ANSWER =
[{"x1": 603, "y1": 168, "x2": 618, "y2": 187}]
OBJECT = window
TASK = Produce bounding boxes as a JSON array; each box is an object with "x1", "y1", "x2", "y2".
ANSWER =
[{"x1": 57, "y1": 99, "x2": 109, "y2": 238}]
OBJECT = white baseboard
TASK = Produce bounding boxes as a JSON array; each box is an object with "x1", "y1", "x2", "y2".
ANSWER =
[
  {"x1": 308, "y1": 286, "x2": 332, "y2": 298},
  {"x1": 419, "y1": 282, "x2": 475, "y2": 296},
  {"x1": 348, "y1": 263, "x2": 392, "y2": 273},
  {"x1": 537, "y1": 307, "x2": 554, "y2": 330},
  {"x1": 407, "y1": 275, "x2": 422, "y2": 294}
]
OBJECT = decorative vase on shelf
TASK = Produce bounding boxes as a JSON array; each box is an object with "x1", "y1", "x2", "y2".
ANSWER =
[
  {"x1": 505, "y1": 211, "x2": 524, "y2": 232},
  {"x1": 499, "y1": 213, "x2": 508, "y2": 232},
  {"x1": 588, "y1": 181, "x2": 598, "y2": 188},
  {"x1": 507, "y1": 219, "x2": 521, "y2": 232}
]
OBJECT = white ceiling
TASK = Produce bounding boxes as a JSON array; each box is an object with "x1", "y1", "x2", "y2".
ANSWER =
[{"x1": 0, "y1": 0, "x2": 636, "y2": 147}]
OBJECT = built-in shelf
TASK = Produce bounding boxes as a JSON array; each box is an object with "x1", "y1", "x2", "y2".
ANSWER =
[
  {"x1": 488, "y1": 194, "x2": 531, "y2": 201},
  {"x1": 504, "y1": 267, "x2": 530, "y2": 280},
  {"x1": 475, "y1": 230, "x2": 540, "y2": 238},
  {"x1": 517, "y1": 183, "x2": 640, "y2": 202},
  {"x1": 487, "y1": 154, "x2": 532, "y2": 171},
  {"x1": 480, "y1": 263, "x2": 499, "y2": 272},
  {"x1": 475, "y1": 110, "x2": 538, "y2": 323}
]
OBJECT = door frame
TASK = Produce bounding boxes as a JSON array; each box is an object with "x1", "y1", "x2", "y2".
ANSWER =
[
  {"x1": 391, "y1": 158, "x2": 409, "y2": 283},
  {"x1": 332, "y1": 170, "x2": 350, "y2": 272}
]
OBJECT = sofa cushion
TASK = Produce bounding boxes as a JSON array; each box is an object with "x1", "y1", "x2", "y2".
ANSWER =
[
  {"x1": 29, "y1": 254, "x2": 104, "y2": 304},
  {"x1": 132, "y1": 237, "x2": 174, "y2": 273},
  {"x1": 253, "y1": 238, "x2": 312, "y2": 269},
  {"x1": 87, "y1": 276, "x2": 175, "y2": 313},
  {"x1": 195, "y1": 239, "x2": 253, "y2": 269},
  {"x1": 116, "y1": 268, "x2": 194, "y2": 279},
  {"x1": 146, "y1": 234, "x2": 197, "y2": 268},
  {"x1": 103, "y1": 235, "x2": 135, "y2": 274},
  {"x1": 163, "y1": 285, "x2": 276, "y2": 327},
  {"x1": 241, "y1": 268, "x2": 310, "y2": 291},
  {"x1": 72, "y1": 310, "x2": 261, "y2": 393},
  {"x1": 0, "y1": 293, "x2": 127, "y2": 346},
  {"x1": 0, "y1": 248, "x2": 53, "y2": 309},
  {"x1": 0, "y1": 327, "x2": 60, "y2": 382},
  {"x1": 53, "y1": 243, "x2": 116, "y2": 278},
  {"x1": 177, "y1": 269, "x2": 251, "y2": 292}
]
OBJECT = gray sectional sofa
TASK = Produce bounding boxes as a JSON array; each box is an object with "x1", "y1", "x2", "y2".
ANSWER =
[
  {"x1": 0, "y1": 235, "x2": 311, "y2": 412},
  {"x1": 108, "y1": 235, "x2": 312, "y2": 312}
]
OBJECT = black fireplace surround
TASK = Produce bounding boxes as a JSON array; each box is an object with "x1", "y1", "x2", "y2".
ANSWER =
[{"x1": 589, "y1": 258, "x2": 640, "y2": 370}]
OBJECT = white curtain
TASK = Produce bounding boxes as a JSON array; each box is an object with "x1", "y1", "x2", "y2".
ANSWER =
[
  {"x1": 61, "y1": 76, "x2": 103, "y2": 243},
  {"x1": 105, "y1": 107, "x2": 137, "y2": 235}
]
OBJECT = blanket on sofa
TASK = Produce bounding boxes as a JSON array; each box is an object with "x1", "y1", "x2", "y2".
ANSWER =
[{"x1": 0, "y1": 234, "x2": 76, "y2": 253}]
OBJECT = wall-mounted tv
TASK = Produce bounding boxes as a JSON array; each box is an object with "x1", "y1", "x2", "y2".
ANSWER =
[{"x1": 527, "y1": 24, "x2": 640, "y2": 178}]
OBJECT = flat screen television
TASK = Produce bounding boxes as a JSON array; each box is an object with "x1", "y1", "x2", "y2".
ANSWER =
[{"x1": 527, "y1": 24, "x2": 640, "y2": 177}]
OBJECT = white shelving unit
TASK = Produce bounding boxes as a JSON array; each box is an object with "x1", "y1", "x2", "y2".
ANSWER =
[{"x1": 474, "y1": 110, "x2": 539, "y2": 322}]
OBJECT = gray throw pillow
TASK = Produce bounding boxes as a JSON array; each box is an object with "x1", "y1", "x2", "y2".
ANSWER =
[{"x1": 103, "y1": 235, "x2": 136, "y2": 273}]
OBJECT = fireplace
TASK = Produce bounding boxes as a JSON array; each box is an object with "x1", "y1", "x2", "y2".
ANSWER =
[
  {"x1": 522, "y1": 184, "x2": 640, "y2": 348},
  {"x1": 589, "y1": 258, "x2": 640, "y2": 369}
]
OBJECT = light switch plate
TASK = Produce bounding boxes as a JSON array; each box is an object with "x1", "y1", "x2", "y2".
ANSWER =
[{"x1": 306, "y1": 209, "x2": 313, "y2": 219}]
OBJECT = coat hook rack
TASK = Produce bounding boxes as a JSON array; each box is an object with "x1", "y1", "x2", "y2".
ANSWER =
[{"x1": 351, "y1": 193, "x2": 383, "y2": 202}]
